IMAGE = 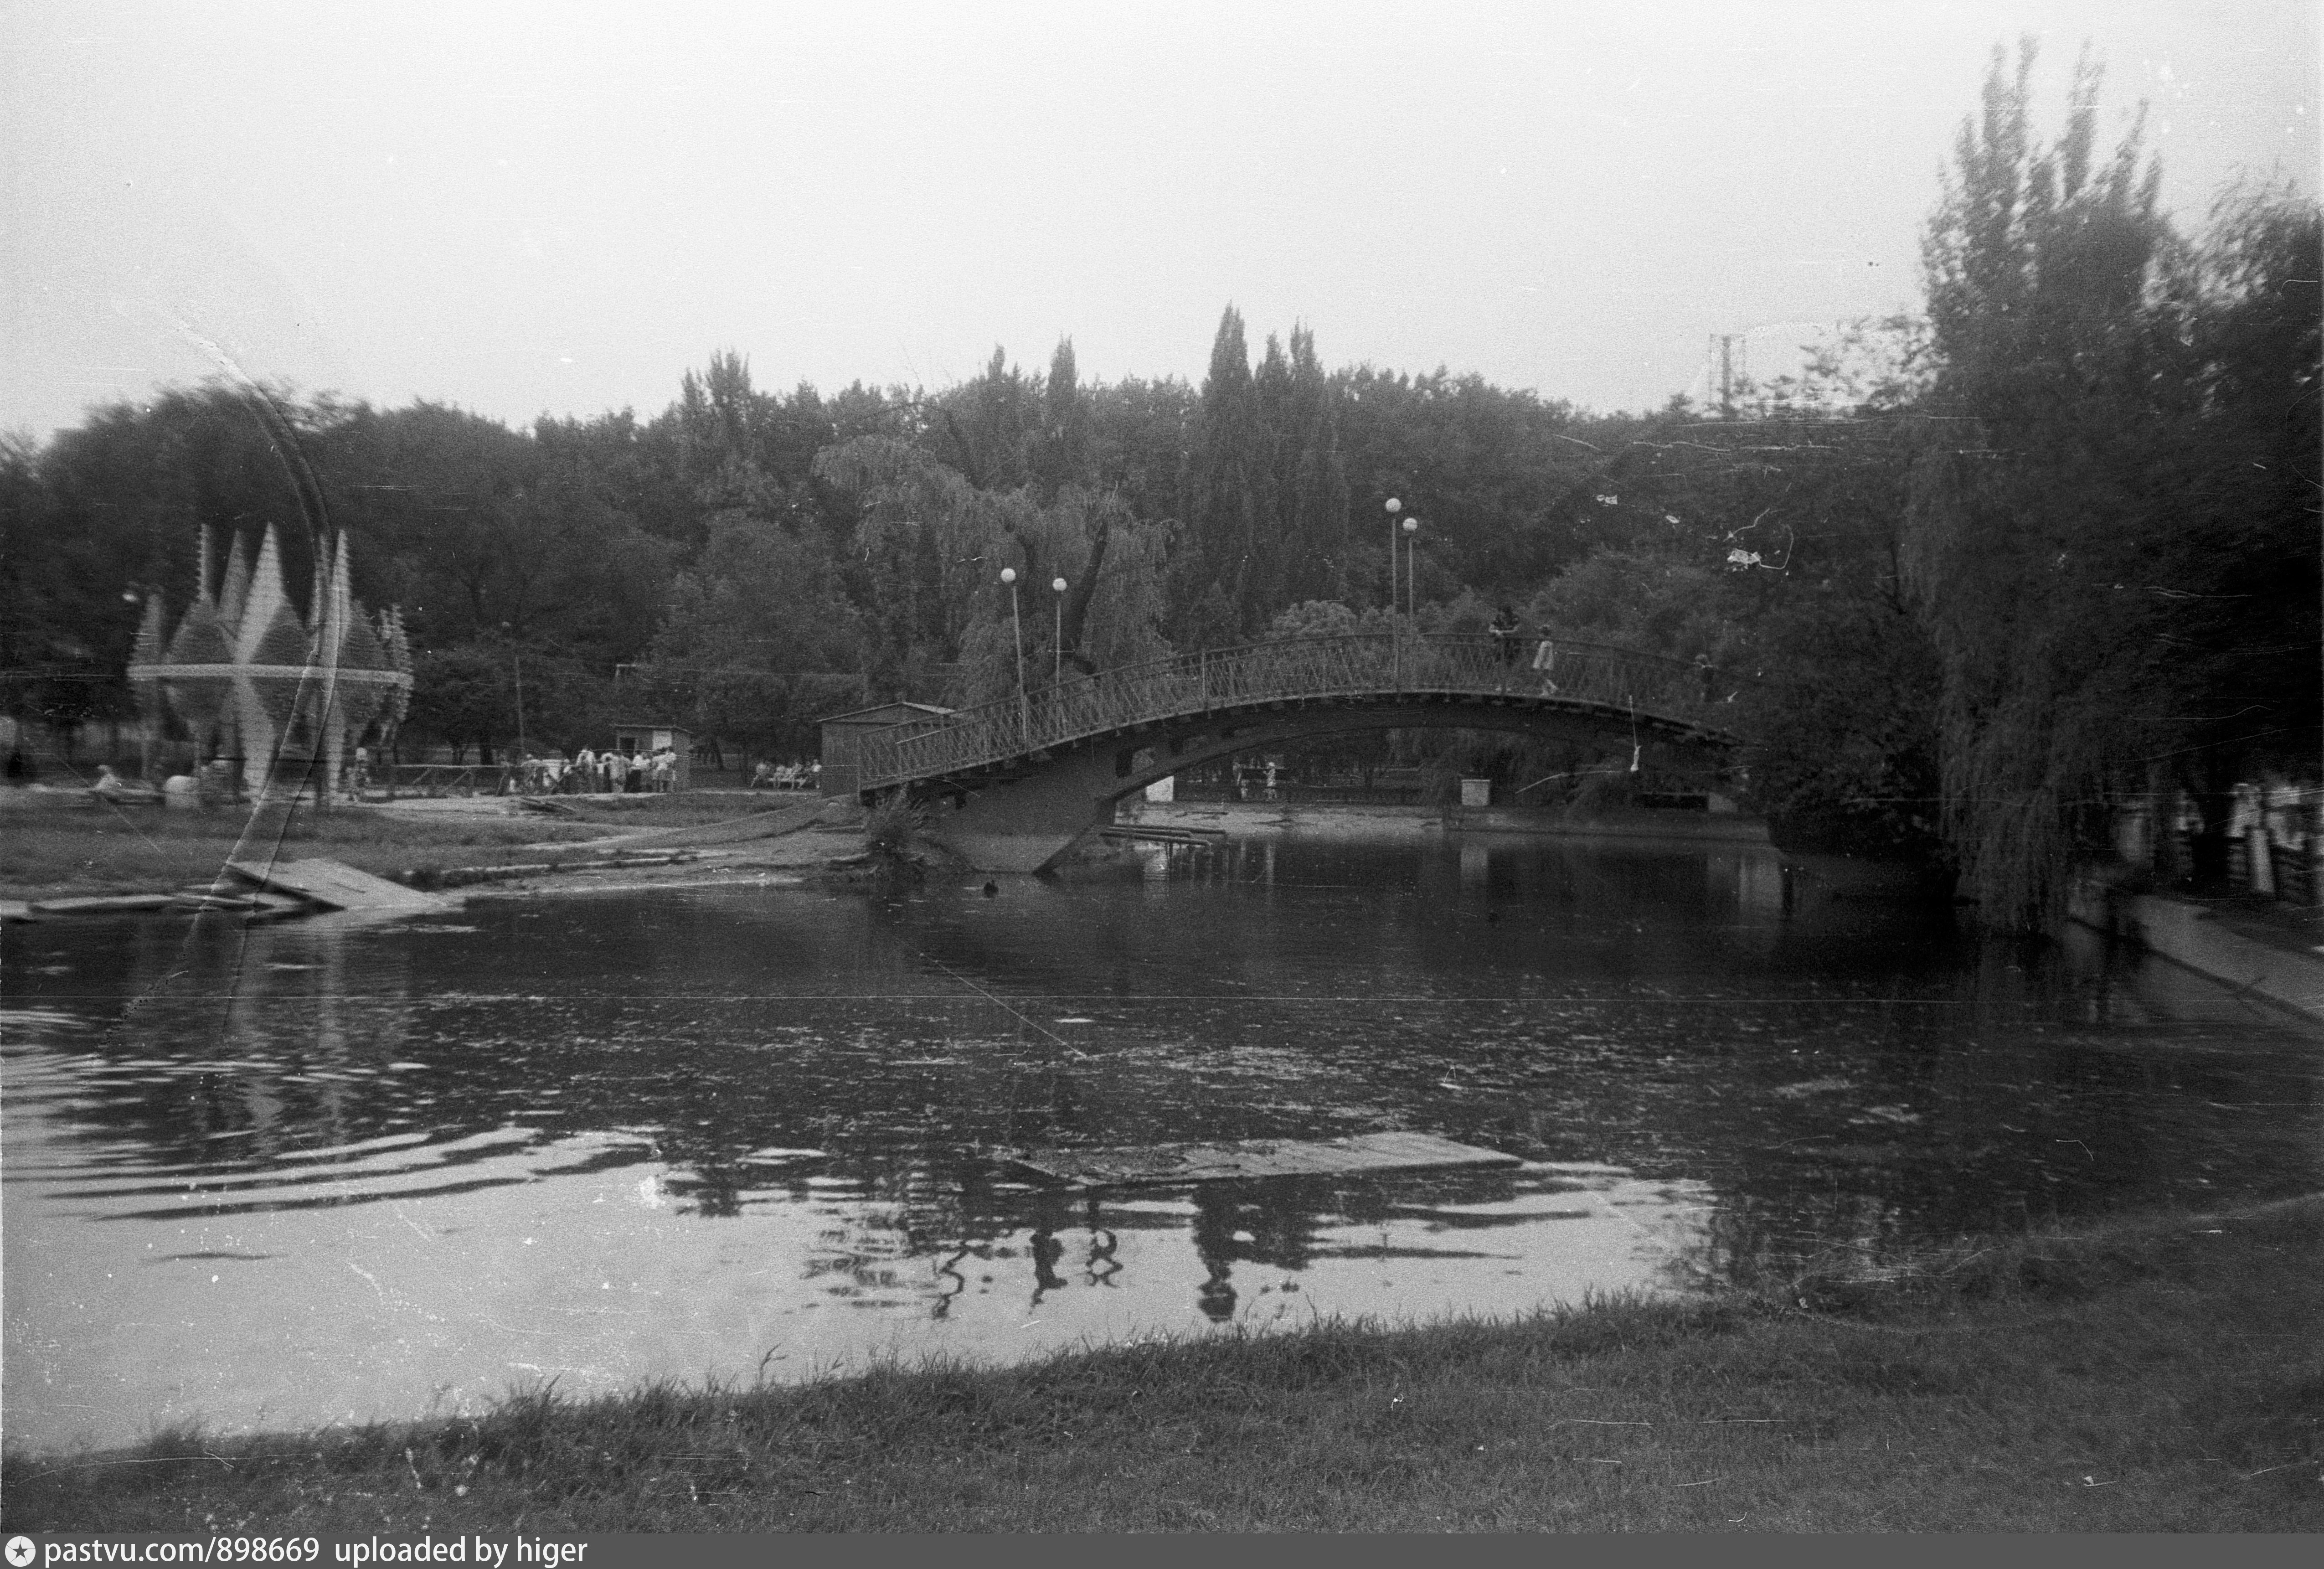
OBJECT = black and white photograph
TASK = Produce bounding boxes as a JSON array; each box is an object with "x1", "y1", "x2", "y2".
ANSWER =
[{"x1": 2, "y1": 0, "x2": 2318, "y2": 1539}]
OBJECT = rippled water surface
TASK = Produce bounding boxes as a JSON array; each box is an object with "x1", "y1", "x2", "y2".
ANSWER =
[{"x1": 5, "y1": 836, "x2": 2317, "y2": 1450}]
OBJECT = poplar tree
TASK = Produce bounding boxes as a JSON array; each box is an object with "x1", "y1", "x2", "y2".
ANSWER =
[
  {"x1": 1276, "y1": 325, "x2": 1351, "y2": 604},
  {"x1": 1181, "y1": 305, "x2": 1261, "y2": 641},
  {"x1": 1033, "y1": 337, "x2": 1093, "y2": 501}
]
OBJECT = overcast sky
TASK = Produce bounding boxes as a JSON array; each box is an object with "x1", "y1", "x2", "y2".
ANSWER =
[{"x1": 4, "y1": 0, "x2": 2314, "y2": 443}]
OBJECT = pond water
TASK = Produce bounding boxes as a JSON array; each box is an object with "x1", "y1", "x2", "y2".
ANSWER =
[{"x1": 5, "y1": 836, "x2": 2318, "y2": 1452}]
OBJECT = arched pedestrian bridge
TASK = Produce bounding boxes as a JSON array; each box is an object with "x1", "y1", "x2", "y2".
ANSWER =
[{"x1": 824, "y1": 632, "x2": 1747, "y2": 872}]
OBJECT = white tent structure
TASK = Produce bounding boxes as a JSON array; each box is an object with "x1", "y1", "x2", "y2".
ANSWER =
[{"x1": 128, "y1": 524, "x2": 412, "y2": 800}]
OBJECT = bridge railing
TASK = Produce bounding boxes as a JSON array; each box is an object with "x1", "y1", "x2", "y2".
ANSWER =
[{"x1": 855, "y1": 631, "x2": 1725, "y2": 790}]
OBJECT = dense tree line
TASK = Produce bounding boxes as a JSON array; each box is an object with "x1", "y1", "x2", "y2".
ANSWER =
[{"x1": 2, "y1": 44, "x2": 2310, "y2": 928}]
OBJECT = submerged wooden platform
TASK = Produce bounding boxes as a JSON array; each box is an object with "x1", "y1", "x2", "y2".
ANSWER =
[
  {"x1": 1009, "y1": 1130, "x2": 1520, "y2": 1189},
  {"x1": 225, "y1": 858, "x2": 456, "y2": 914}
]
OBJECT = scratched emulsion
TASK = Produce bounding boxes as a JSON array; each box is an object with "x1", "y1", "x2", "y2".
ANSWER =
[{"x1": 4, "y1": 836, "x2": 2317, "y2": 1450}]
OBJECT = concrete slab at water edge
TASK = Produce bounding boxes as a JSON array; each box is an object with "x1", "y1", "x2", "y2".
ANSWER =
[
  {"x1": 601, "y1": 798, "x2": 840, "y2": 850},
  {"x1": 2071, "y1": 882, "x2": 2324, "y2": 1026},
  {"x1": 1009, "y1": 1130, "x2": 1523, "y2": 1189}
]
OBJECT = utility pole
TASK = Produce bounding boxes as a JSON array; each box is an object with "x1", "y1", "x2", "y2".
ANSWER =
[{"x1": 1711, "y1": 333, "x2": 1747, "y2": 418}]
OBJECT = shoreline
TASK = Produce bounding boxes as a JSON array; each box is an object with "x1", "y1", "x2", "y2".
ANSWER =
[
  {"x1": 5, "y1": 1193, "x2": 2315, "y2": 1531},
  {"x1": 0, "y1": 792, "x2": 861, "y2": 916},
  {"x1": 1117, "y1": 796, "x2": 1774, "y2": 846},
  {"x1": 2071, "y1": 871, "x2": 2324, "y2": 1025}
]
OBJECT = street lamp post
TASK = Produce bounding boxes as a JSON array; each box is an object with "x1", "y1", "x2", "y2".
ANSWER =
[
  {"x1": 1383, "y1": 496, "x2": 1402, "y2": 613},
  {"x1": 1000, "y1": 568, "x2": 1027, "y2": 723},
  {"x1": 1051, "y1": 577, "x2": 1068, "y2": 687},
  {"x1": 502, "y1": 623, "x2": 526, "y2": 793},
  {"x1": 1402, "y1": 516, "x2": 1420, "y2": 619}
]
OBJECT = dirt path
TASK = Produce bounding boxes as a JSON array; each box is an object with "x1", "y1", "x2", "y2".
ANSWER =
[{"x1": 457, "y1": 820, "x2": 869, "y2": 899}]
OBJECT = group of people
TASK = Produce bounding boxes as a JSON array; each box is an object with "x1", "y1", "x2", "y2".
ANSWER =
[
  {"x1": 1230, "y1": 758, "x2": 1283, "y2": 801},
  {"x1": 506, "y1": 745, "x2": 680, "y2": 795},
  {"x1": 749, "y1": 760, "x2": 820, "y2": 790},
  {"x1": 1488, "y1": 605, "x2": 1560, "y2": 695},
  {"x1": 1489, "y1": 606, "x2": 1728, "y2": 704}
]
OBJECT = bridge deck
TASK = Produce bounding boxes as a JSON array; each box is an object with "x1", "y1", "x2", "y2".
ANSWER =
[{"x1": 854, "y1": 631, "x2": 1738, "y2": 791}]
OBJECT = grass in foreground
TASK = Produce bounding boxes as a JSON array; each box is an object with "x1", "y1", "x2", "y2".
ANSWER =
[{"x1": 5, "y1": 1198, "x2": 2317, "y2": 1533}]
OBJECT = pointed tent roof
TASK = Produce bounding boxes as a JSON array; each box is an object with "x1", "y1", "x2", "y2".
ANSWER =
[
  {"x1": 216, "y1": 530, "x2": 251, "y2": 636},
  {"x1": 131, "y1": 595, "x2": 168, "y2": 667},
  {"x1": 377, "y1": 608, "x2": 413, "y2": 726},
  {"x1": 233, "y1": 526, "x2": 290, "y2": 664},
  {"x1": 319, "y1": 533, "x2": 350, "y2": 657},
  {"x1": 251, "y1": 599, "x2": 313, "y2": 667},
  {"x1": 163, "y1": 598, "x2": 233, "y2": 666},
  {"x1": 338, "y1": 599, "x2": 391, "y2": 671}
]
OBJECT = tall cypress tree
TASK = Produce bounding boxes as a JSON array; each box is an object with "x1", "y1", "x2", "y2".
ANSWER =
[
  {"x1": 1278, "y1": 324, "x2": 1350, "y2": 604},
  {"x1": 1033, "y1": 337, "x2": 1092, "y2": 502},
  {"x1": 1180, "y1": 306, "x2": 1261, "y2": 641},
  {"x1": 1249, "y1": 332, "x2": 1294, "y2": 615}
]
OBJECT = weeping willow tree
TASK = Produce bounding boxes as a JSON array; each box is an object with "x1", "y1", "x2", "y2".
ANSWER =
[
  {"x1": 1907, "y1": 41, "x2": 2178, "y2": 931},
  {"x1": 1904, "y1": 41, "x2": 2322, "y2": 930}
]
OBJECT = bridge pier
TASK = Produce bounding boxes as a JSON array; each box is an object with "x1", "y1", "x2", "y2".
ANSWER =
[{"x1": 920, "y1": 744, "x2": 1129, "y2": 873}]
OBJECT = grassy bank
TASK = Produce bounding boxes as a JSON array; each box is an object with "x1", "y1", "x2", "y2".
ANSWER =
[
  {"x1": 5, "y1": 1197, "x2": 2316, "y2": 1533},
  {"x1": 0, "y1": 793, "x2": 822, "y2": 899},
  {"x1": 0, "y1": 797, "x2": 612, "y2": 898}
]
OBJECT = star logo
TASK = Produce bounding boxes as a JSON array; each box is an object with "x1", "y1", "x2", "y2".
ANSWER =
[{"x1": 5, "y1": 1536, "x2": 37, "y2": 1568}]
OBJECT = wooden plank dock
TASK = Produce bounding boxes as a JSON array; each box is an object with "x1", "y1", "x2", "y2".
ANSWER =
[
  {"x1": 225, "y1": 858, "x2": 456, "y2": 914},
  {"x1": 1008, "y1": 1130, "x2": 1520, "y2": 1189}
]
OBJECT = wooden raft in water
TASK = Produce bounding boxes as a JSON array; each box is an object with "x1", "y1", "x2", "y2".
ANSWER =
[
  {"x1": 1009, "y1": 1130, "x2": 1520, "y2": 1189},
  {"x1": 226, "y1": 858, "x2": 456, "y2": 914}
]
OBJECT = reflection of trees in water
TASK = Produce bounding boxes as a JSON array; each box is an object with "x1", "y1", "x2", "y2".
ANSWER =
[
  {"x1": 664, "y1": 1155, "x2": 1545, "y2": 1322},
  {"x1": 1185, "y1": 1177, "x2": 1340, "y2": 1321},
  {"x1": 59, "y1": 914, "x2": 419, "y2": 1177},
  {"x1": 1661, "y1": 998, "x2": 2323, "y2": 1290},
  {"x1": 1085, "y1": 1219, "x2": 1121, "y2": 1287},
  {"x1": 933, "y1": 1243, "x2": 973, "y2": 1318},
  {"x1": 1029, "y1": 1228, "x2": 1068, "y2": 1305},
  {"x1": 1670, "y1": 1185, "x2": 1912, "y2": 1297}
]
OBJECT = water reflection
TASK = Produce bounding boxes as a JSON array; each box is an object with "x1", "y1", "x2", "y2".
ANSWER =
[{"x1": 4, "y1": 836, "x2": 2316, "y2": 1450}]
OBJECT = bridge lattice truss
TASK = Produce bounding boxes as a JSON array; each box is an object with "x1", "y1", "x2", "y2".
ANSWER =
[{"x1": 855, "y1": 632, "x2": 1742, "y2": 791}]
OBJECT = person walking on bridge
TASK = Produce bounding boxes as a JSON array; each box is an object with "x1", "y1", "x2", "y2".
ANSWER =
[{"x1": 1490, "y1": 604, "x2": 1522, "y2": 691}]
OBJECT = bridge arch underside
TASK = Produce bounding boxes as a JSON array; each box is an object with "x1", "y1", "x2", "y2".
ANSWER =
[{"x1": 899, "y1": 694, "x2": 1739, "y2": 873}]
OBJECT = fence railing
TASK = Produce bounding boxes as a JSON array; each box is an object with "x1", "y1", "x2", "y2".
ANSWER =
[
  {"x1": 854, "y1": 632, "x2": 1732, "y2": 791},
  {"x1": 383, "y1": 763, "x2": 524, "y2": 796}
]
